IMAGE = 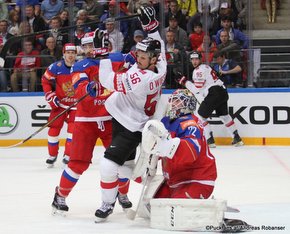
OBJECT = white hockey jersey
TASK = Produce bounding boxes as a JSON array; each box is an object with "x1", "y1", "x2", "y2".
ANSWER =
[
  {"x1": 185, "y1": 64, "x2": 224, "y2": 97},
  {"x1": 99, "y1": 31, "x2": 167, "y2": 132}
]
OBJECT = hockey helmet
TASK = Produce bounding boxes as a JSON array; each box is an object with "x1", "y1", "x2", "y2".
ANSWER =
[
  {"x1": 166, "y1": 89, "x2": 197, "y2": 120},
  {"x1": 136, "y1": 37, "x2": 161, "y2": 57},
  {"x1": 190, "y1": 51, "x2": 202, "y2": 60},
  {"x1": 62, "y1": 43, "x2": 76, "y2": 53},
  {"x1": 81, "y1": 30, "x2": 103, "y2": 48}
]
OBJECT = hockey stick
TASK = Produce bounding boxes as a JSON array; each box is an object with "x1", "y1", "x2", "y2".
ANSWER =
[
  {"x1": 126, "y1": 173, "x2": 150, "y2": 220},
  {"x1": 0, "y1": 93, "x2": 89, "y2": 149},
  {"x1": 0, "y1": 14, "x2": 140, "y2": 67}
]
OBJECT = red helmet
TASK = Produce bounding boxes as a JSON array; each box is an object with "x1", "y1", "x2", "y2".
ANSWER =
[{"x1": 63, "y1": 43, "x2": 76, "y2": 53}]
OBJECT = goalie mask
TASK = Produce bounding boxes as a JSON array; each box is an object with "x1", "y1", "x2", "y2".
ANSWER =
[{"x1": 166, "y1": 89, "x2": 197, "y2": 120}]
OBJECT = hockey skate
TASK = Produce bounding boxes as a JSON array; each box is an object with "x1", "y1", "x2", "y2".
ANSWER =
[
  {"x1": 51, "y1": 187, "x2": 69, "y2": 216},
  {"x1": 62, "y1": 155, "x2": 70, "y2": 164},
  {"x1": 95, "y1": 202, "x2": 115, "y2": 222},
  {"x1": 117, "y1": 193, "x2": 132, "y2": 209},
  {"x1": 46, "y1": 156, "x2": 57, "y2": 168},
  {"x1": 207, "y1": 132, "x2": 216, "y2": 148},
  {"x1": 232, "y1": 131, "x2": 244, "y2": 147}
]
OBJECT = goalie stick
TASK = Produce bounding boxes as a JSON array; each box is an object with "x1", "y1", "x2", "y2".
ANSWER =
[
  {"x1": 0, "y1": 93, "x2": 89, "y2": 149},
  {"x1": 126, "y1": 172, "x2": 150, "y2": 220},
  {"x1": 0, "y1": 14, "x2": 140, "y2": 67}
]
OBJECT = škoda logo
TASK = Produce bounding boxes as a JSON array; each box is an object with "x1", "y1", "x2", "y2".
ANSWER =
[{"x1": 0, "y1": 103, "x2": 18, "y2": 134}]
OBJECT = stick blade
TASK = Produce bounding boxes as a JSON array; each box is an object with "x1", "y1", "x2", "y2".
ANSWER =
[{"x1": 126, "y1": 208, "x2": 137, "y2": 220}]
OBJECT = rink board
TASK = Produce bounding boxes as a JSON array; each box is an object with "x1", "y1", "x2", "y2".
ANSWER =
[{"x1": 0, "y1": 88, "x2": 290, "y2": 146}]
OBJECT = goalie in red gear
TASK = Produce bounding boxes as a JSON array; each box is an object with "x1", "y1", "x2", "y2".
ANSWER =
[
  {"x1": 41, "y1": 43, "x2": 77, "y2": 166},
  {"x1": 143, "y1": 89, "x2": 217, "y2": 199}
]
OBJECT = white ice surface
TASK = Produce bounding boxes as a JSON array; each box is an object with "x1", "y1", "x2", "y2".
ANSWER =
[{"x1": 0, "y1": 146, "x2": 290, "y2": 234}]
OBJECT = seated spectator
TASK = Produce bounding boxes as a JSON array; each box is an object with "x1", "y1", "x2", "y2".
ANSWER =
[
  {"x1": 165, "y1": 30, "x2": 186, "y2": 88},
  {"x1": 1, "y1": 19, "x2": 16, "y2": 70},
  {"x1": 187, "y1": 1, "x2": 219, "y2": 35},
  {"x1": 0, "y1": 0, "x2": 8, "y2": 21},
  {"x1": 99, "y1": 0, "x2": 129, "y2": 38},
  {"x1": 105, "y1": 18, "x2": 124, "y2": 52},
  {"x1": 215, "y1": 15, "x2": 249, "y2": 49},
  {"x1": 213, "y1": 50, "x2": 242, "y2": 87},
  {"x1": 130, "y1": 29, "x2": 145, "y2": 51},
  {"x1": 59, "y1": 9, "x2": 69, "y2": 27},
  {"x1": 75, "y1": 9, "x2": 94, "y2": 31},
  {"x1": 10, "y1": 39, "x2": 41, "y2": 92},
  {"x1": 40, "y1": 36, "x2": 62, "y2": 70},
  {"x1": 165, "y1": 15, "x2": 189, "y2": 50},
  {"x1": 82, "y1": 0, "x2": 104, "y2": 21},
  {"x1": 15, "y1": 0, "x2": 41, "y2": 16},
  {"x1": 73, "y1": 18, "x2": 90, "y2": 46},
  {"x1": 8, "y1": 9, "x2": 21, "y2": 36},
  {"x1": 41, "y1": 0, "x2": 64, "y2": 25},
  {"x1": 165, "y1": 0, "x2": 187, "y2": 31},
  {"x1": 197, "y1": 34, "x2": 217, "y2": 64},
  {"x1": 188, "y1": 22, "x2": 205, "y2": 52},
  {"x1": 48, "y1": 16, "x2": 68, "y2": 48},
  {"x1": 217, "y1": 30, "x2": 242, "y2": 63}
]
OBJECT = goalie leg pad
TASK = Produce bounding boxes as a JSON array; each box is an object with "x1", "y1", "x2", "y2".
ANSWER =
[{"x1": 150, "y1": 199, "x2": 227, "y2": 231}]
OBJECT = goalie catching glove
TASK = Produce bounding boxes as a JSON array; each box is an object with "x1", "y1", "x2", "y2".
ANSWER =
[
  {"x1": 137, "y1": 5, "x2": 159, "y2": 33},
  {"x1": 142, "y1": 119, "x2": 180, "y2": 159}
]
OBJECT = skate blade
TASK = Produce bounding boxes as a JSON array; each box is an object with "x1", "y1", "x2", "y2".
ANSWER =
[
  {"x1": 208, "y1": 143, "x2": 216, "y2": 148},
  {"x1": 95, "y1": 217, "x2": 108, "y2": 223},
  {"x1": 234, "y1": 141, "x2": 244, "y2": 147},
  {"x1": 52, "y1": 207, "x2": 67, "y2": 217},
  {"x1": 47, "y1": 163, "x2": 55, "y2": 168}
]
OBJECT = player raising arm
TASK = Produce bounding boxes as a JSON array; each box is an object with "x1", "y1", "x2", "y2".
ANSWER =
[
  {"x1": 177, "y1": 51, "x2": 243, "y2": 147},
  {"x1": 94, "y1": 5, "x2": 167, "y2": 222}
]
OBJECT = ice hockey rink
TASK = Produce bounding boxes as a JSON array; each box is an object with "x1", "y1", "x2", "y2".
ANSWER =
[{"x1": 1, "y1": 145, "x2": 290, "y2": 234}]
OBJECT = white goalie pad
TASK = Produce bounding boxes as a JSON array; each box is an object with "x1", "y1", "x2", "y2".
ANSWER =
[
  {"x1": 131, "y1": 144, "x2": 150, "y2": 180},
  {"x1": 150, "y1": 199, "x2": 227, "y2": 231}
]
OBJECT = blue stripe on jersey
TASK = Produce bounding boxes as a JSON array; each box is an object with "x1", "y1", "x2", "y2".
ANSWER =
[
  {"x1": 109, "y1": 52, "x2": 125, "y2": 62},
  {"x1": 66, "y1": 138, "x2": 72, "y2": 142},
  {"x1": 62, "y1": 170, "x2": 78, "y2": 183},
  {"x1": 118, "y1": 178, "x2": 129, "y2": 182},
  {"x1": 73, "y1": 77, "x2": 87, "y2": 89}
]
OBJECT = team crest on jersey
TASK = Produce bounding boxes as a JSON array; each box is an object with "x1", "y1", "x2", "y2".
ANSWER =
[
  {"x1": 57, "y1": 61, "x2": 62, "y2": 67},
  {"x1": 180, "y1": 119, "x2": 198, "y2": 130},
  {"x1": 62, "y1": 81, "x2": 75, "y2": 97}
]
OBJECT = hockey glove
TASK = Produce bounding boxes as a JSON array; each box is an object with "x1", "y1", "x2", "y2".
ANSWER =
[
  {"x1": 92, "y1": 47, "x2": 109, "y2": 58},
  {"x1": 175, "y1": 72, "x2": 188, "y2": 87},
  {"x1": 137, "y1": 5, "x2": 159, "y2": 32},
  {"x1": 86, "y1": 81, "x2": 101, "y2": 97},
  {"x1": 45, "y1": 91, "x2": 59, "y2": 109}
]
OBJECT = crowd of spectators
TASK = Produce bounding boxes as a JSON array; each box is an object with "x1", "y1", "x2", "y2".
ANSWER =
[{"x1": 0, "y1": 0, "x2": 249, "y2": 92}]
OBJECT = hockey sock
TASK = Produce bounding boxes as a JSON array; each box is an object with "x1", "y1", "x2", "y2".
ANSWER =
[
  {"x1": 118, "y1": 178, "x2": 130, "y2": 195},
  {"x1": 58, "y1": 167, "x2": 80, "y2": 197},
  {"x1": 219, "y1": 115, "x2": 238, "y2": 137},
  {"x1": 48, "y1": 135, "x2": 59, "y2": 157}
]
